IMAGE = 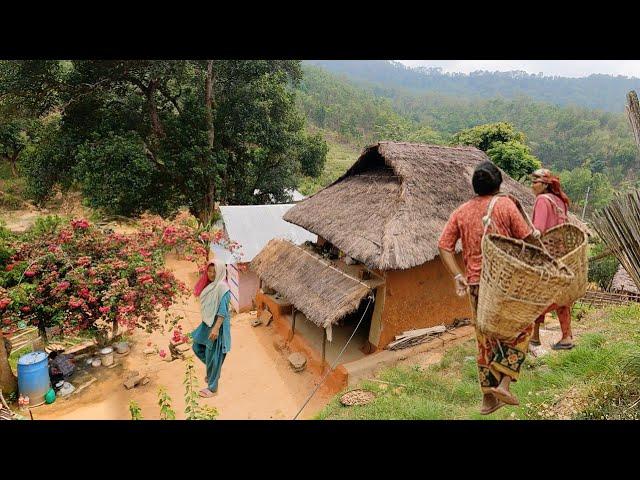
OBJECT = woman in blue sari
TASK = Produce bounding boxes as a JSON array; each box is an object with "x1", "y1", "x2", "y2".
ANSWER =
[{"x1": 192, "y1": 258, "x2": 231, "y2": 398}]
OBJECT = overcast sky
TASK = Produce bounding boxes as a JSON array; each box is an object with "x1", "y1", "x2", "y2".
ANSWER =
[{"x1": 397, "y1": 60, "x2": 640, "y2": 78}]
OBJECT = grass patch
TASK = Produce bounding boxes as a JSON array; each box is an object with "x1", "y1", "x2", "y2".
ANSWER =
[
  {"x1": 298, "y1": 135, "x2": 361, "y2": 196},
  {"x1": 318, "y1": 304, "x2": 640, "y2": 420}
]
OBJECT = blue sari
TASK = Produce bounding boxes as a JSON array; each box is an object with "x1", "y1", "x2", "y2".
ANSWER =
[{"x1": 191, "y1": 290, "x2": 231, "y2": 391}]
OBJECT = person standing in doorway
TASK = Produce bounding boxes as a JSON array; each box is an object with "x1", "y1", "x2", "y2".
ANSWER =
[
  {"x1": 529, "y1": 168, "x2": 574, "y2": 351},
  {"x1": 192, "y1": 258, "x2": 232, "y2": 398},
  {"x1": 438, "y1": 161, "x2": 539, "y2": 415}
]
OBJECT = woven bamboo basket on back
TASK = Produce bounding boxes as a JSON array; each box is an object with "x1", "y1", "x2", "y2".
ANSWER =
[
  {"x1": 477, "y1": 234, "x2": 575, "y2": 341},
  {"x1": 538, "y1": 223, "x2": 588, "y2": 306}
]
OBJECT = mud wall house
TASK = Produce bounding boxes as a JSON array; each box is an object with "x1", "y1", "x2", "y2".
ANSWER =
[
  {"x1": 213, "y1": 205, "x2": 317, "y2": 313},
  {"x1": 250, "y1": 142, "x2": 543, "y2": 373}
]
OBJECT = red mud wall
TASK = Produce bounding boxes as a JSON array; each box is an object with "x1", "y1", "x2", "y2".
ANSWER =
[
  {"x1": 255, "y1": 290, "x2": 348, "y2": 393},
  {"x1": 377, "y1": 257, "x2": 472, "y2": 348}
]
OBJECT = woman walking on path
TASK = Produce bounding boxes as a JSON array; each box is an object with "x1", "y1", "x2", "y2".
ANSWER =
[
  {"x1": 438, "y1": 162, "x2": 539, "y2": 415},
  {"x1": 192, "y1": 258, "x2": 232, "y2": 398},
  {"x1": 529, "y1": 168, "x2": 574, "y2": 351}
]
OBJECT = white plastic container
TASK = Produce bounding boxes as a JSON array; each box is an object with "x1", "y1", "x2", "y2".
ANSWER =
[{"x1": 100, "y1": 347, "x2": 114, "y2": 367}]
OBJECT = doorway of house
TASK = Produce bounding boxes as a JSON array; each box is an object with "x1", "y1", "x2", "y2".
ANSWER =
[{"x1": 292, "y1": 295, "x2": 374, "y2": 366}]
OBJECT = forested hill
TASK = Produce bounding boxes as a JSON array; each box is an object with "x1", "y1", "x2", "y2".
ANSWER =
[
  {"x1": 304, "y1": 60, "x2": 640, "y2": 113},
  {"x1": 296, "y1": 63, "x2": 640, "y2": 213}
]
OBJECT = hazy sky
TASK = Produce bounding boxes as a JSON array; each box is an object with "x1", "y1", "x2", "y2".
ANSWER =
[{"x1": 397, "y1": 60, "x2": 640, "y2": 78}]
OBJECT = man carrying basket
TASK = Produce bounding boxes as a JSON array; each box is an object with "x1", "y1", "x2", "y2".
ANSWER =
[{"x1": 438, "y1": 161, "x2": 539, "y2": 415}]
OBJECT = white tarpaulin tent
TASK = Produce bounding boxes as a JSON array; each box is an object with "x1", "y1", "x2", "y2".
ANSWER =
[
  {"x1": 216, "y1": 204, "x2": 317, "y2": 263},
  {"x1": 211, "y1": 204, "x2": 317, "y2": 313}
]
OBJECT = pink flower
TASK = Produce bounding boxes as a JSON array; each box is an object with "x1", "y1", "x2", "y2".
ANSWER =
[
  {"x1": 99, "y1": 306, "x2": 110, "y2": 314},
  {"x1": 159, "y1": 349, "x2": 167, "y2": 358},
  {"x1": 69, "y1": 297, "x2": 84, "y2": 309},
  {"x1": 0, "y1": 298, "x2": 11, "y2": 309},
  {"x1": 24, "y1": 270, "x2": 36, "y2": 278},
  {"x1": 77, "y1": 256, "x2": 91, "y2": 266},
  {"x1": 71, "y1": 219, "x2": 90, "y2": 230},
  {"x1": 137, "y1": 274, "x2": 153, "y2": 285},
  {"x1": 58, "y1": 230, "x2": 73, "y2": 243}
]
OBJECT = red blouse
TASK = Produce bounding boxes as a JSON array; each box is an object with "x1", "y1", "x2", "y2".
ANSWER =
[{"x1": 438, "y1": 195, "x2": 532, "y2": 285}]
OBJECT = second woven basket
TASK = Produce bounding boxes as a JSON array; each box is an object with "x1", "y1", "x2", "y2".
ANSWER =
[
  {"x1": 477, "y1": 234, "x2": 575, "y2": 341},
  {"x1": 539, "y1": 223, "x2": 589, "y2": 307}
]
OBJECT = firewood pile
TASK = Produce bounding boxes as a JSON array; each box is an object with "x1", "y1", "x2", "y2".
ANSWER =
[
  {"x1": 386, "y1": 325, "x2": 447, "y2": 350},
  {"x1": 386, "y1": 318, "x2": 472, "y2": 351}
]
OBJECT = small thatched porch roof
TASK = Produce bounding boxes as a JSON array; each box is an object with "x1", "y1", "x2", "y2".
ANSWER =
[
  {"x1": 251, "y1": 239, "x2": 381, "y2": 328},
  {"x1": 611, "y1": 264, "x2": 639, "y2": 293}
]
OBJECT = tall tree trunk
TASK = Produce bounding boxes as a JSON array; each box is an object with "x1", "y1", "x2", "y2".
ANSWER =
[
  {"x1": 0, "y1": 333, "x2": 17, "y2": 396},
  {"x1": 205, "y1": 61, "x2": 215, "y2": 149},
  {"x1": 626, "y1": 90, "x2": 640, "y2": 154},
  {"x1": 9, "y1": 153, "x2": 19, "y2": 177},
  {"x1": 147, "y1": 79, "x2": 165, "y2": 139},
  {"x1": 197, "y1": 61, "x2": 217, "y2": 226}
]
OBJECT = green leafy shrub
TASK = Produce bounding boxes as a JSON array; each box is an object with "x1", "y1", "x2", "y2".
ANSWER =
[
  {"x1": 588, "y1": 241, "x2": 619, "y2": 289},
  {"x1": 129, "y1": 400, "x2": 143, "y2": 420},
  {"x1": 129, "y1": 357, "x2": 219, "y2": 420}
]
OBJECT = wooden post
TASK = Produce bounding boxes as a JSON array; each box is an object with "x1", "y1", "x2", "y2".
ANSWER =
[
  {"x1": 291, "y1": 308, "x2": 297, "y2": 340},
  {"x1": 321, "y1": 328, "x2": 327, "y2": 373},
  {"x1": 581, "y1": 184, "x2": 591, "y2": 220}
]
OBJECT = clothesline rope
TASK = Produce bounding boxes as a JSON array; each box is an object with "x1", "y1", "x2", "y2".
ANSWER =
[{"x1": 292, "y1": 295, "x2": 373, "y2": 420}]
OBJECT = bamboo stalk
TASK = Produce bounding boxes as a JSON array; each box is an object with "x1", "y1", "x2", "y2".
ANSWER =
[{"x1": 593, "y1": 190, "x2": 640, "y2": 296}]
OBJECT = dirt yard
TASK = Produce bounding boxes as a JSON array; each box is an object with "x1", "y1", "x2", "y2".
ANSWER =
[{"x1": 32, "y1": 256, "x2": 332, "y2": 420}]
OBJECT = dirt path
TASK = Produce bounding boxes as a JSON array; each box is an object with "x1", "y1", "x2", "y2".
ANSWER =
[{"x1": 34, "y1": 256, "x2": 332, "y2": 420}]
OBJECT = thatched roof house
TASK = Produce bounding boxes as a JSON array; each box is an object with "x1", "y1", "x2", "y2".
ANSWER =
[
  {"x1": 611, "y1": 264, "x2": 639, "y2": 294},
  {"x1": 283, "y1": 142, "x2": 537, "y2": 270}
]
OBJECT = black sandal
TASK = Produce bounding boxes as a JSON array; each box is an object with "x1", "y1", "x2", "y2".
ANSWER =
[{"x1": 551, "y1": 341, "x2": 575, "y2": 350}]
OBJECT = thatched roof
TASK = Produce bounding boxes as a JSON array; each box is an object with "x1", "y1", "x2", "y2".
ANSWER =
[
  {"x1": 284, "y1": 142, "x2": 542, "y2": 270},
  {"x1": 251, "y1": 239, "x2": 380, "y2": 327},
  {"x1": 611, "y1": 264, "x2": 639, "y2": 293}
]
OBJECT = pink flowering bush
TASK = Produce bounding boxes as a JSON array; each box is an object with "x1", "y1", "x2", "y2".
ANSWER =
[{"x1": 0, "y1": 217, "x2": 194, "y2": 340}]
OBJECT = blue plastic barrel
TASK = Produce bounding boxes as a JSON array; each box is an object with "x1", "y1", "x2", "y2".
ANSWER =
[{"x1": 17, "y1": 351, "x2": 51, "y2": 407}]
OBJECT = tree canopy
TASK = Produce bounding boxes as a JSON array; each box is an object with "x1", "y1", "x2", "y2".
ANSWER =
[{"x1": 1, "y1": 60, "x2": 327, "y2": 223}]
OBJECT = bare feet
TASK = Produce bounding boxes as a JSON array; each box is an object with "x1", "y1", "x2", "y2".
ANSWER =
[
  {"x1": 480, "y1": 393, "x2": 506, "y2": 415},
  {"x1": 199, "y1": 388, "x2": 217, "y2": 398},
  {"x1": 490, "y1": 376, "x2": 519, "y2": 406}
]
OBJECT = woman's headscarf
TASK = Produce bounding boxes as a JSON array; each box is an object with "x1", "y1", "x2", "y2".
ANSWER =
[
  {"x1": 194, "y1": 258, "x2": 230, "y2": 327},
  {"x1": 531, "y1": 168, "x2": 570, "y2": 207}
]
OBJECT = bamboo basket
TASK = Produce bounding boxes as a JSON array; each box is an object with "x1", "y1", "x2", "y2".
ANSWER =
[
  {"x1": 477, "y1": 234, "x2": 575, "y2": 341},
  {"x1": 538, "y1": 224, "x2": 588, "y2": 306}
]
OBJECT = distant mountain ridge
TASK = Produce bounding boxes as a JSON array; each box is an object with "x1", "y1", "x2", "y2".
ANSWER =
[{"x1": 304, "y1": 60, "x2": 640, "y2": 112}]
